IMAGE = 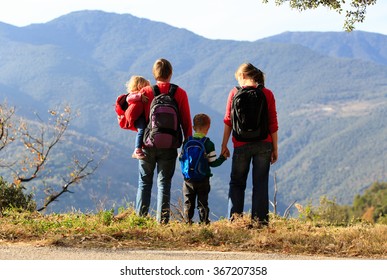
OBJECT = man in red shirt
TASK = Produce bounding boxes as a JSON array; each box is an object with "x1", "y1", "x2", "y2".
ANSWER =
[{"x1": 135, "y1": 58, "x2": 192, "y2": 224}]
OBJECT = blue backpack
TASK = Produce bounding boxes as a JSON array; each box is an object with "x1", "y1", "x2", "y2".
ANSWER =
[{"x1": 179, "y1": 136, "x2": 208, "y2": 181}]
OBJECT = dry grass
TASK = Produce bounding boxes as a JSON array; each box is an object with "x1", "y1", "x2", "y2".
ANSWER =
[{"x1": 0, "y1": 208, "x2": 386, "y2": 259}]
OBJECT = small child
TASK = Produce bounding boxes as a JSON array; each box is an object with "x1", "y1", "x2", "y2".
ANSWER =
[
  {"x1": 180, "y1": 113, "x2": 227, "y2": 224},
  {"x1": 125, "y1": 75, "x2": 150, "y2": 159}
]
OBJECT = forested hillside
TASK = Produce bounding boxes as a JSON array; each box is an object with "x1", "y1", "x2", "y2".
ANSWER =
[{"x1": 0, "y1": 11, "x2": 386, "y2": 218}]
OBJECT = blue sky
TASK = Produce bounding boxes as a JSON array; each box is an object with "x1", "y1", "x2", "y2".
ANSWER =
[{"x1": 0, "y1": 0, "x2": 386, "y2": 41}]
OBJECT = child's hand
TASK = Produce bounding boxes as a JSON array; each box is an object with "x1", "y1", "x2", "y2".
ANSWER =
[
  {"x1": 221, "y1": 147, "x2": 230, "y2": 158},
  {"x1": 141, "y1": 94, "x2": 149, "y2": 103}
]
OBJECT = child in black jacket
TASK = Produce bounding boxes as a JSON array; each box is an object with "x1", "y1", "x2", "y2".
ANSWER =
[{"x1": 180, "y1": 113, "x2": 226, "y2": 224}]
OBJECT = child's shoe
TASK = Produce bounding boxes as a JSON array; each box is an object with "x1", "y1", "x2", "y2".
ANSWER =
[{"x1": 132, "y1": 148, "x2": 145, "y2": 160}]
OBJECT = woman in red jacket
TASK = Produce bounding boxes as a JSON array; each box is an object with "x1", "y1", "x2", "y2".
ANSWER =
[{"x1": 221, "y1": 62, "x2": 278, "y2": 227}]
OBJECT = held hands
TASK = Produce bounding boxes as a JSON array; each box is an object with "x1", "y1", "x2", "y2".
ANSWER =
[
  {"x1": 220, "y1": 144, "x2": 276, "y2": 163},
  {"x1": 221, "y1": 146, "x2": 230, "y2": 158},
  {"x1": 220, "y1": 146, "x2": 276, "y2": 163}
]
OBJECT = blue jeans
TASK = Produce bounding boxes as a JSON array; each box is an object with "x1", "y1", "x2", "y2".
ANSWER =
[
  {"x1": 135, "y1": 147, "x2": 177, "y2": 223},
  {"x1": 134, "y1": 115, "x2": 146, "y2": 149},
  {"x1": 228, "y1": 141, "x2": 272, "y2": 223}
]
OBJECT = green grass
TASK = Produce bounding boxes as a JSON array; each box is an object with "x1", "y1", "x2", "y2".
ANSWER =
[{"x1": 0, "y1": 208, "x2": 386, "y2": 259}]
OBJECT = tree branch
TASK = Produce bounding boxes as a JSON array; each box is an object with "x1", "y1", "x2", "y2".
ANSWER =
[
  {"x1": 37, "y1": 154, "x2": 101, "y2": 212},
  {"x1": 262, "y1": 0, "x2": 378, "y2": 31},
  {"x1": 269, "y1": 171, "x2": 278, "y2": 215},
  {"x1": 16, "y1": 108, "x2": 71, "y2": 182},
  {"x1": 0, "y1": 103, "x2": 15, "y2": 152},
  {"x1": 284, "y1": 200, "x2": 297, "y2": 219}
]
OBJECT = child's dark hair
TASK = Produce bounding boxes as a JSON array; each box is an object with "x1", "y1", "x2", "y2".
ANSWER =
[{"x1": 193, "y1": 114, "x2": 211, "y2": 131}]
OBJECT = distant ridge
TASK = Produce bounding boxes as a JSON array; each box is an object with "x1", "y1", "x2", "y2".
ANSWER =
[
  {"x1": 0, "y1": 11, "x2": 385, "y2": 217},
  {"x1": 261, "y1": 31, "x2": 387, "y2": 65}
]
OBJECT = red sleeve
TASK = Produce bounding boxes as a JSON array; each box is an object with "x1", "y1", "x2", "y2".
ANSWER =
[
  {"x1": 139, "y1": 86, "x2": 154, "y2": 122},
  {"x1": 126, "y1": 92, "x2": 142, "y2": 103},
  {"x1": 262, "y1": 88, "x2": 278, "y2": 134},
  {"x1": 175, "y1": 87, "x2": 193, "y2": 139},
  {"x1": 223, "y1": 87, "x2": 237, "y2": 127},
  {"x1": 124, "y1": 102, "x2": 144, "y2": 130}
]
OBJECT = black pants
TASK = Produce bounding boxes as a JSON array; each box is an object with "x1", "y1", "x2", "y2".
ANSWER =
[{"x1": 183, "y1": 177, "x2": 210, "y2": 223}]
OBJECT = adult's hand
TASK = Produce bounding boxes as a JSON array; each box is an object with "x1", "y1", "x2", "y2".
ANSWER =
[{"x1": 221, "y1": 146, "x2": 230, "y2": 158}]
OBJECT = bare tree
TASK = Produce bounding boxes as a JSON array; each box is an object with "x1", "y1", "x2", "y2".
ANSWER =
[
  {"x1": 37, "y1": 152, "x2": 102, "y2": 212},
  {"x1": 15, "y1": 107, "x2": 71, "y2": 182},
  {"x1": 262, "y1": 0, "x2": 377, "y2": 31},
  {"x1": 1, "y1": 103, "x2": 104, "y2": 211},
  {"x1": 270, "y1": 172, "x2": 278, "y2": 215},
  {"x1": 270, "y1": 171, "x2": 297, "y2": 218},
  {"x1": 0, "y1": 103, "x2": 16, "y2": 154}
]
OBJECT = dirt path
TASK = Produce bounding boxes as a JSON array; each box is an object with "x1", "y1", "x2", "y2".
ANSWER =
[{"x1": 0, "y1": 244, "x2": 341, "y2": 260}]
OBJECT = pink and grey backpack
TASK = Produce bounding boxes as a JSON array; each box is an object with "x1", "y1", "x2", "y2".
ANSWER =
[{"x1": 143, "y1": 84, "x2": 182, "y2": 149}]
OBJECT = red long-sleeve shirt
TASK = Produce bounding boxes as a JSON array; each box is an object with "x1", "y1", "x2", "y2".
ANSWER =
[
  {"x1": 140, "y1": 82, "x2": 193, "y2": 140},
  {"x1": 223, "y1": 86, "x2": 278, "y2": 148},
  {"x1": 122, "y1": 92, "x2": 143, "y2": 131}
]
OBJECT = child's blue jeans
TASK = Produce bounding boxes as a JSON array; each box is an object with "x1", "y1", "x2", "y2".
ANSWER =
[{"x1": 134, "y1": 115, "x2": 146, "y2": 149}]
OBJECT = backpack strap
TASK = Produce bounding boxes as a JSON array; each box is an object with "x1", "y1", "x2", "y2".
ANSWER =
[
  {"x1": 199, "y1": 137, "x2": 208, "y2": 155},
  {"x1": 151, "y1": 85, "x2": 161, "y2": 97},
  {"x1": 168, "y1": 83, "x2": 178, "y2": 97},
  {"x1": 185, "y1": 136, "x2": 206, "y2": 145},
  {"x1": 151, "y1": 84, "x2": 178, "y2": 97}
]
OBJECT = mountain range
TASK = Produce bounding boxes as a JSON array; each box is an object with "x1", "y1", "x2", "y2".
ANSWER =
[{"x1": 0, "y1": 11, "x2": 386, "y2": 219}]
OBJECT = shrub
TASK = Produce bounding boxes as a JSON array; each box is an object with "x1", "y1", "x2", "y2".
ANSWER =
[
  {"x1": 99, "y1": 209, "x2": 115, "y2": 226},
  {"x1": 295, "y1": 197, "x2": 350, "y2": 225},
  {"x1": 377, "y1": 215, "x2": 387, "y2": 225},
  {"x1": 352, "y1": 182, "x2": 387, "y2": 223},
  {"x1": 0, "y1": 176, "x2": 36, "y2": 213}
]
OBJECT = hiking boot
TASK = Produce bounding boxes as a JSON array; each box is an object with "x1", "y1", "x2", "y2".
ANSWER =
[
  {"x1": 200, "y1": 219, "x2": 211, "y2": 225},
  {"x1": 132, "y1": 148, "x2": 145, "y2": 160}
]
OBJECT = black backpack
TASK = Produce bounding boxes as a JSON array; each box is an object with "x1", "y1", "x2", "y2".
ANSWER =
[
  {"x1": 231, "y1": 85, "x2": 269, "y2": 142},
  {"x1": 143, "y1": 84, "x2": 183, "y2": 149}
]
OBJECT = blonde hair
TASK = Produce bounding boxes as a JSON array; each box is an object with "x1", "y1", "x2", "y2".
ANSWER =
[
  {"x1": 235, "y1": 63, "x2": 265, "y2": 86},
  {"x1": 152, "y1": 58, "x2": 173, "y2": 81},
  {"x1": 193, "y1": 113, "x2": 211, "y2": 131},
  {"x1": 126, "y1": 76, "x2": 150, "y2": 93}
]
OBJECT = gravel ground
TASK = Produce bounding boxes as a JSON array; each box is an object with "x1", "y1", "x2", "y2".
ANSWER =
[{"x1": 0, "y1": 244, "x2": 341, "y2": 260}]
